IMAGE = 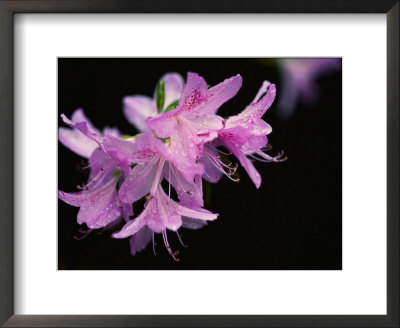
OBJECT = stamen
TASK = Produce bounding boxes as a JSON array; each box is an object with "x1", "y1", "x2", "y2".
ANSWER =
[
  {"x1": 162, "y1": 230, "x2": 180, "y2": 262},
  {"x1": 205, "y1": 150, "x2": 240, "y2": 182},
  {"x1": 248, "y1": 154, "x2": 273, "y2": 163},
  {"x1": 216, "y1": 148, "x2": 232, "y2": 156},
  {"x1": 261, "y1": 144, "x2": 273, "y2": 152},
  {"x1": 257, "y1": 150, "x2": 287, "y2": 162},
  {"x1": 215, "y1": 156, "x2": 238, "y2": 174},
  {"x1": 81, "y1": 157, "x2": 102, "y2": 170},
  {"x1": 248, "y1": 150, "x2": 287, "y2": 163},
  {"x1": 168, "y1": 163, "x2": 171, "y2": 200},
  {"x1": 152, "y1": 232, "x2": 157, "y2": 256},
  {"x1": 150, "y1": 157, "x2": 165, "y2": 196},
  {"x1": 176, "y1": 231, "x2": 188, "y2": 248},
  {"x1": 96, "y1": 228, "x2": 106, "y2": 235},
  {"x1": 74, "y1": 229, "x2": 93, "y2": 240},
  {"x1": 76, "y1": 160, "x2": 114, "y2": 190}
]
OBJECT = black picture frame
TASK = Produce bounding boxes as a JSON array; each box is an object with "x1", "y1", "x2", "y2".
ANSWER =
[{"x1": 0, "y1": 1, "x2": 398, "y2": 327}]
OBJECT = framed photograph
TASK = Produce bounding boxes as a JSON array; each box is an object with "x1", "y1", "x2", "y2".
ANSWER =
[
  {"x1": 1, "y1": 1, "x2": 398, "y2": 327},
  {"x1": 57, "y1": 57, "x2": 341, "y2": 270}
]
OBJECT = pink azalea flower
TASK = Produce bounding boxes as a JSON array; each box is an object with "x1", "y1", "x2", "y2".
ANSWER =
[
  {"x1": 58, "y1": 146, "x2": 130, "y2": 230},
  {"x1": 103, "y1": 132, "x2": 211, "y2": 258},
  {"x1": 58, "y1": 110, "x2": 130, "y2": 230},
  {"x1": 104, "y1": 132, "x2": 204, "y2": 207},
  {"x1": 113, "y1": 185, "x2": 217, "y2": 261},
  {"x1": 146, "y1": 72, "x2": 242, "y2": 161},
  {"x1": 59, "y1": 177, "x2": 121, "y2": 230},
  {"x1": 201, "y1": 81, "x2": 285, "y2": 188}
]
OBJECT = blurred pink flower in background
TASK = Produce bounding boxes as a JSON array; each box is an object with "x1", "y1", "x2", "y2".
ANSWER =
[{"x1": 277, "y1": 58, "x2": 341, "y2": 120}]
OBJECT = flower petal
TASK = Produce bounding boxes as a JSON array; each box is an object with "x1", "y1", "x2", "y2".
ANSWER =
[
  {"x1": 113, "y1": 214, "x2": 147, "y2": 239},
  {"x1": 116, "y1": 186, "x2": 175, "y2": 235},
  {"x1": 129, "y1": 226, "x2": 152, "y2": 255},
  {"x1": 176, "y1": 202, "x2": 218, "y2": 222},
  {"x1": 167, "y1": 147, "x2": 204, "y2": 182},
  {"x1": 58, "y1": 127, "x2": 98, "y2": 158},
  {"x1": 219, "y1": 125, "x2": 253, "y2": 147},
  {"x1": 78, "y1": 192, "x2": 121, "y2": 229},
  {"x1": 87, "y1": 148, "x2": 115, "y2": 184},
  {"x1": 225, "y1": 82, "x2": 276, "y2": 129},
  {"x1": 58, "y1": 178, "x2": 121, "y2": 229},
  {"x1": 103, "y1": 134, "x2": 136, "y2": 175},
  {"x1": 131, "y1": 132, "x2": 170, "y2": 164},
  {"x1": 242, "y1": 135, "x2": 268, "y2": 153},
  {"x1": 58, "y1": 177, "x2": 114, "y2": 206},
  {"x1": 58, "y1": 109, "x2": 101, "y2": 158},
  {"x1": 123, "y1": 95, "x2": 157, "y2": 132},
  {"x1": 252, "y1": 119, "x2": 272, "y2": 136},
  {"x1": 176, "y1": 72, "x2": 209, "y2": 112},
  {"x1": 103, "y1": 127, "x2": 120, "y2": 137},
  {"x1": 169, "y1": 120, "x2": 201, "y2": 161},
  {"x1": 71, "y1": 108, "x2": 100, "y2": 133},
  {"x1": 181, "y1": 217, "x2": 208, "y2": 230},
  {"x1": 195, "y1": 73, "x2": 242, "y2": 115},
  {"x1": 152, "y1": 188, "x2": 183, "y2": 232},
  {"x1": 122, "y1": 202, "x2": 134, "y2": 222},
  {"x1": 61, "y1": 113, "x2": 104, "y2": 150},
  {"x1": 118, "y1": 161, "x2": 160, "y2": 204},
  {"x1": 145, "y1": 112, "x2": 177, "y2": 138},
  {"x1": 186, "y1": 114, "x2": 225, "y2": 133},
  {"x1": 164, "y1": 163, "x2": 204, "y2": 208}
]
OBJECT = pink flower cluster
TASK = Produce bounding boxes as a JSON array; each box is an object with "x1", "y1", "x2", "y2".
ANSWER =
[{"x1": 59, "y1": 72, "x2": 285, "y2": 260}]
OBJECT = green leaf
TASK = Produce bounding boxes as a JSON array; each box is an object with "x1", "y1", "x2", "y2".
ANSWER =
[
  {"x1": 112, "y1": 170, "x2": 121, "y2": 178},
  {"x1": 121, "y1": 134, "x2": 138, "y2": 140},
  {"x1": 156, "y1": 80, "x2": 165, "y2": 112},
  {"x1": 164, "y1": 100, "x2": 179, "y2": 112}
]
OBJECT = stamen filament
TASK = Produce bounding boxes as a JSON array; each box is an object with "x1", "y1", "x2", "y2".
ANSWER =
[
  {"x1": 248, "y1": 150, "x2": 287, "y2": 163},
  {"x1": 162, "y1": 230, "x2": 180, "y2": 261},
  {"x1": 152, "y1": 232, "x2": 157, "y2": 256},
  {"x1": 74, "y1": 229, "x2": 93, "y2": 240},
  {"x1": 205, "y1": 150, "x2": 239, "y2": 182},
  {"x1": 176, "y1": 231, "x2": 188, "y2": 248},
  {"x1": 150, "y1": 157, "x2": 166, "y2": 196},
  {"x1": 81, "y1": 157, "x2": 101, "y2": 170},
  {"x1": 168, "y1": 163, "x2": 171, "y2": 200},
  {"x1": 77, "y1": 160, "x2": 114, "y2": 190},
  {"x1": 216, "y1": 148, "x2": 232, "y2": 156}
]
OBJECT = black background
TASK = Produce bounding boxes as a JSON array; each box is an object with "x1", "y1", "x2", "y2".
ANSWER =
[{"x1": 58, "y1": 58, "x2": 342, "y2": 270}]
